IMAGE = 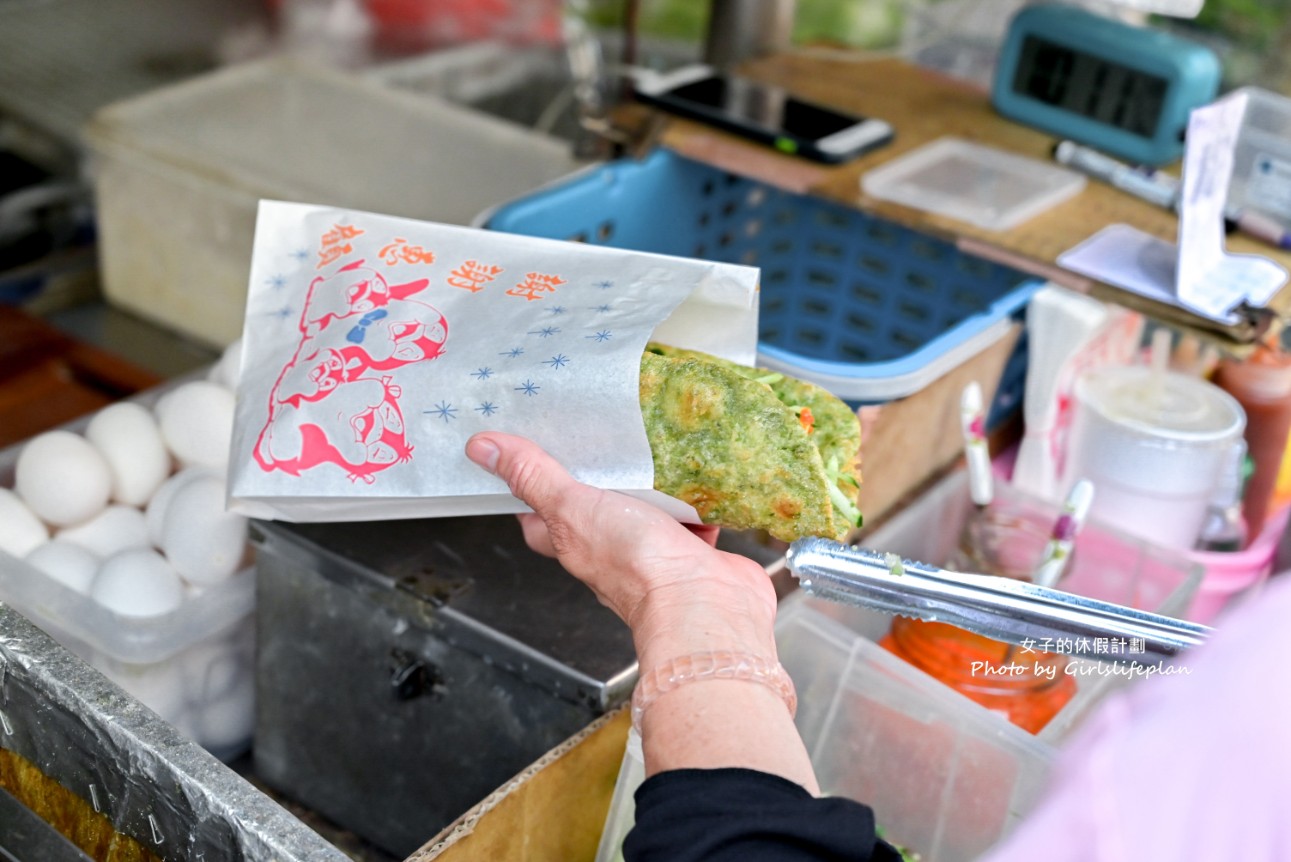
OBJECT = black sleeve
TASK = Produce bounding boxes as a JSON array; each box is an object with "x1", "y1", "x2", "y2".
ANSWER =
[{"x1": 622, "y1": 768, "x2": 906, "y2": 862}]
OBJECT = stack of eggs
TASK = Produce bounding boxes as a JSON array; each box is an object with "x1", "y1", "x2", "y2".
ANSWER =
[{"x1": 0, "y1": 341, "x2": 253, "y2": 754}]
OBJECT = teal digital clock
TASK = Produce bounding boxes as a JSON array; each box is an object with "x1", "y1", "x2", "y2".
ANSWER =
[{"x1": 991, "y1": 4, "x2": 1221, "y2": 167}]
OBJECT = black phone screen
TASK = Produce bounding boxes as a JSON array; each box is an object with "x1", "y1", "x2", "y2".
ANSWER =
[{"x1": 664, "y1": 75, "x2": 863, "y2": 142}]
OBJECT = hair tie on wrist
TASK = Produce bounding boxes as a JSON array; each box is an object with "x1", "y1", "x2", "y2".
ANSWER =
[{"x1": 631, "y1": 650, "x2": 797, "y2": 734}]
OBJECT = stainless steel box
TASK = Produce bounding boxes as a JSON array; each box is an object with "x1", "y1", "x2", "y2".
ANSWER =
[{"x1": 249, "y1": 515, "x2": 640, "y2": 857}]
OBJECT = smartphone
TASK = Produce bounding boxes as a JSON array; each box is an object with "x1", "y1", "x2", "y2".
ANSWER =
[{"x1": 635, "y1": 65, "x2": 894, "y2": 164}]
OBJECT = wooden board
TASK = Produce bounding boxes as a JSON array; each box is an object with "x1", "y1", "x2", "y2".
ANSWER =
[
  {"x1": 410, "y1": 709, "x2": 630, "y2": 862},
  {"x1": 0, "y1": 748, "x2": 160, "y2": 862},
  {"x1": 0, "y1": 306, "x2": 162, "y2": 448},
  {"x1": 654, "y1": 55, "x2": 1291, "y2": 349}
]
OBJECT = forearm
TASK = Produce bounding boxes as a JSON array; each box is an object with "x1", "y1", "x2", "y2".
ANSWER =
[
  {"x1": 629, "y1": 565, "x2": 820, "y2": 795},
  {"x1": 639, "y1": 679, "x2": 819, "y2": 794}
]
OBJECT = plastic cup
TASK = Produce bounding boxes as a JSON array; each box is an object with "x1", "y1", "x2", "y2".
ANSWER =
[{"x1": 1063, "y1": 366, "x2": 1245, "y2": 550}]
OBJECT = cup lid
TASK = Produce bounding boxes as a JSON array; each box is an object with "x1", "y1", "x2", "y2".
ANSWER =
[{"x1": 1075, "y1": 366, "x2": 1245, "y2": 443}]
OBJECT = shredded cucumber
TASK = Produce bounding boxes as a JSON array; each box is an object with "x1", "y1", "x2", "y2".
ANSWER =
[{"x1": 825, "y1": 455, "x2": 863, "y2": 527}]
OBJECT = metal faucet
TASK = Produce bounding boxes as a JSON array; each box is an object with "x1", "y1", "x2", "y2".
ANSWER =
[{"x1": 704, "y1": 0, "x2": 797, "y2": 68}]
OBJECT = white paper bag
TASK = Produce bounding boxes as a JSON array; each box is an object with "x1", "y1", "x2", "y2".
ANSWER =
[{"x1": 228, "y1": 201, "x2": 759, "y2": 522}]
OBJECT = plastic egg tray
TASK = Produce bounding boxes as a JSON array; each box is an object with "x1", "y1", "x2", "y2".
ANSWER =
[{"x1": 0, "y1": 373, "x2": 255, "y2": 761}]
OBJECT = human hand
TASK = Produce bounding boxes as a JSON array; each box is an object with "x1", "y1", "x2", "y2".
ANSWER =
[{"x1": 464, "y1": 432, "x2": 779, "y2": 668}]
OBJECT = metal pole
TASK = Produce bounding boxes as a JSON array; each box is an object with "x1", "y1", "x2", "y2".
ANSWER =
[{"x1": 703, "y1": 0, "x2": 796, "y2": 68}]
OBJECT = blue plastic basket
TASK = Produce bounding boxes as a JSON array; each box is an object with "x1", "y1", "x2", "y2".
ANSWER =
[{"x1": 480, "y1": 149, "x2": 1037, "y2": 404}]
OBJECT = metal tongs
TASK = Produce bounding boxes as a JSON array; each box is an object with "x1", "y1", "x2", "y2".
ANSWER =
[{"x1": 785, "y1": 538, "x2": 1212, "y2": 663}]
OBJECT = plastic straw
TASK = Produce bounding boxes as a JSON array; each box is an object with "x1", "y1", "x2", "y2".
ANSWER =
[
  {"x1": 1148, "y1": 328, "x2": 1172, "y2": 416},
  {"x1": 1032, "y1": 479, "x2": 1095, "y2": 589},
  {"x1": 960, "y1": 381, "x2": 993, "y2": 507}
]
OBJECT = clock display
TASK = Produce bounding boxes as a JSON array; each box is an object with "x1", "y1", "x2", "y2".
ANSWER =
[
  {"x1": 1013, "y1": 35, "x2": 1168, "y2": 140},
  {"x1": 993, "y1": 4, "x2": 1221, "y2": 165}
]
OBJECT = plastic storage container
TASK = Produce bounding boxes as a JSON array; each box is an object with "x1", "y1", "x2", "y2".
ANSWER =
[
  {"x1": 0, "y1": 381, "x2": 256, "y2": 761},
  {"x1": 0, "y1": 555, "x2": 255, "y2": 760},
  {"x1": 815, "y1": 467, "x2": 1202, "y2": 743},
  {"x1": 1064, "y1": 366, "x2": 1246, "y2": 551},
  {"x1": 779, "y1": 599, "x2": 1057, "y2": 861},
  {"x1": 84, "y1": 57, "x2": 579, "y2": 348},
  {"x1": 861, "y1": 137, "x2": 1087, "y2": 232},
  {"x1": 1227, "y1": 86, "x2": 1291, "y2": 231},
  {"x1": 481, "y1": 148, "x2": 1039, "y2": 403}
]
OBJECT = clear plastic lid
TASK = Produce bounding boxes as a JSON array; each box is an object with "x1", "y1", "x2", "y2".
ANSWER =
[
  {"x1": 1077, "y1": 366, "x2": 1246, "y2": 443},
  {"x1": 861, "y1": 137, "x2": 1087, "y2": 232}
]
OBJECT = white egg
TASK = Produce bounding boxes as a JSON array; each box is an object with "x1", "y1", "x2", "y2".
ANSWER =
[
  {"x1": 14, "y1": 430, "x2": 112, "y2": 527},
  {"x1": 85, "y1": 402, "x2": 171, "y2": 507},
  {"x1": 144, "y1": 467, "x2": 215, "y2": 547},
  {"x1": 207, "y1": 338, "x2": 244, "y2": 390},
  {"x1": 89, "y1": 548, "x2": 184, "y2": 618},
  {"x1": 154, "y1": 381, "x2": 236, "y2": 473},
  {"x1": 160, "y1": 475, "x2": 247, "y2": 586},
  {"x1": 191, "y1": 671, "x2": 255, "y2": 752},
  {"x1": 58, "y1": 505, "x2": 150, "y2": 558},
  {"x1": 181, "y1": 638, "x2": 247, "y2": 704},
  {"x1": 25, "y1": 540, "x2": 99, "y2": 594},
  {"x1": 0, "y1": 487, "x2": 49, "y2": 557}
]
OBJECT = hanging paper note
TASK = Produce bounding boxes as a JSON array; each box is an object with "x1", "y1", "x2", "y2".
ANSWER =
[
  {"x1": 1058, "y1": 90, "x2": 1287, "y2": 325},
  {"x1": 227, "y1": 201, "x2": 759, "y2": 522}
]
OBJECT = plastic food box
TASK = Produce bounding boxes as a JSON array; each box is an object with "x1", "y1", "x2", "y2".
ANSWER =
[
  {"x1": 861, "y1": 137, "x2": 1087, "y2": 232},
  {"x1": 480, "y1": 148, "x2": 1040, "y2": 404},
  {"x1": 778, "y1": 597, "x2": 1058, "y2": 861},
  {"x1": 83, "y1": 57, "x2": 579, "y2": 348},
  {"x1": 1227, "y1": 86, "x2": 1291, "y2": 231},
  {"x1": 814, "y1": 467, "x2": 1202, "y2": 743},
  {"x1": 0, "y1": 384, "x2": 256, "y2": 762}
]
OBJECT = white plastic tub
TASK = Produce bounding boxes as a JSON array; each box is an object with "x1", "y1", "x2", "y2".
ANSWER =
[{"x1": 84, "y1": 58, "x2": 579, "y2": 347}]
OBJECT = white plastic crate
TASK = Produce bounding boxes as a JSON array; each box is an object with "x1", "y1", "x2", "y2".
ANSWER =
[{"x1": 84, "y1": 57, "x2": 579, "y2": 347}]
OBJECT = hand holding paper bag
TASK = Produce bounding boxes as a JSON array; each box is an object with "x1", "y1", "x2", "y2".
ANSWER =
[{"x1": 229, "y1": 201, "x2": 859, "y2": 540}]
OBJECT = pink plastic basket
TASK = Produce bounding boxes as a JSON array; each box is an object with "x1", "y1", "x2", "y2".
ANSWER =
[
  {"x1": 1185, "y1": 504, "x2": 1291, "y2": 623},
  {"x1": 993, "y1": 445, "x2": 1287, "y2": 624}
]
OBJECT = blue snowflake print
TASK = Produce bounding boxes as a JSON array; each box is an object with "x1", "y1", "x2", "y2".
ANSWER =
[
  {"x1": 471, "y1": 367, "x2": 494, "y2": 380},
  {"x1": 291, "y1": 248, "x2": 310, "y2": 262},
  {"x1": 595, "y1": 279, "x2": 614, "y2": 290},
  {"x1": 266, "y1": 305, "x2": 294, "y2": 321},
  {"x1": 528, "y1": 326, "x2": 561, "y2": 338},
  {"x1": 426, "y1": 401, "x2": 458, "y2": 422},
  {"x1": 266, "y1": 274, "x2": 287, "y2": 290},
  {"x1": 591, "y1": 304, "x2": 612, "y2": 313},
  {"x1": 501, "y1": 347, "x2": 525, "y2": 359},
  {"x1": 544, "y1": 354, "x2": 571, "y2": 369},
  {"x1": 548, "y1": 306, "x2": 567, "y2": 315},
  {"x1": 587, "y1": 329, "x2": 612, "y2": 342},
  {"x1": 475, "y1": 402, "x2": 498, "y2": 416},
  {"x1": 515, "y1": 380, "x2": 541, "y2": 397}
]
